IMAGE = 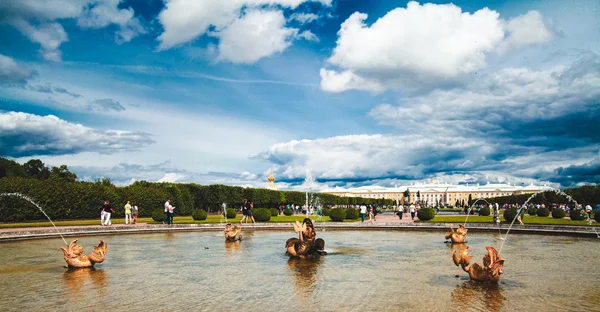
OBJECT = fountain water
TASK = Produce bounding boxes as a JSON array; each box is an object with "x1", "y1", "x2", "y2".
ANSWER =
[
  {"x1": 304, "y1": 170, "x2": 317, "y2": 218},
  {"x1": 499, "y1": 189, "x2": 579, "y2": 252},
  {"x1": 0, "y1": 192, "x2": 68, "y2": 245},
  {"x1": 463, "y1": 198, "x2": 491, "y2": 227},
  {"x1": 221, "y1": 203, "x2": 228, "y2": 224}
]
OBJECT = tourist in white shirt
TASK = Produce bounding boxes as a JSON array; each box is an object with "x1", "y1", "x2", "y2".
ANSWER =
[
  {"x1": 409, "y1": 204, "x2": 416, "y2": 220},
  {"x1": 164, "y1": 199, "x2": 175, "y2": 225},
  {"x1": 360, "y1": 204, "x2": 367, "y2": 222}
]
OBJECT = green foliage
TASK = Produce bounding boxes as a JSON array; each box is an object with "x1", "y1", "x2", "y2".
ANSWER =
[
  {"x1": 595, "y1": 210, "x2": 600, "y2": 223},
  {"x1": 569, "y1": 208, "x2": 587, "y2": 221},
  {"x1": 283, "y1": 208, "x2": 293, "y2": 216},
  {"x1": 479, "y1": 207, "x2": 491, "y2": 216},
  {"x1": 504, "y1": 207, "x2": 524, "y2": 222},
  {"x1": 551, "y1": 208, "x2": 566, "y2": 219},
  {"x1": 329, "y1": 208, "x2": 346, "y2": 222},
  {"x1": 270, "y1": 208, "x2": 279, "y2": 216},
  {"x1": 345, "y1": 208, "x2": 359, "y2": 219},
  {"x1": 253, "y1": 208, "x2": 271, "y2": 222},
  {"x1": 226, "y1": 208, "x2": 237, "y2": 219},
  {"x1": 152, "y1": 208, "x2": 165, "y2": 222},
  {"x1": 322, "y1": 207, "x2": 331, "y2": 216},
  {"x1": 191, "y1": 209, "x2": 207, "y2": 220},
  {"x1": 417, "y1": 208, "x2": 436, "y2": 221},
  {"x1": 537, "y1": 207, "x2": 550, "y2": 217},
  {"x1": 527, "y1": 206, "x2": 538, "y2": 216}
]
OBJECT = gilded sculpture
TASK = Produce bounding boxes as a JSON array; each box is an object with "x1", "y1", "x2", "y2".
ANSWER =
[
  {"x1": 452, "y1": 245, "x2": 505, "y2": 283},
  {"x1": 445, "y1": 224, "x2": 468, "y2": 243},
  {"x1": 224, "y1": 223, "x2": 242, "y2": 241},
  {"x1": 60, "y1": 239, "x2": 107, "y2": 268},
  {"x1": 285, "y1": 218, "x2": 326, "y2": 259}
]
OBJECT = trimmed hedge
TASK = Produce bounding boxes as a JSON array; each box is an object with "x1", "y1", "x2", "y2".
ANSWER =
[
  {"x1": 253, "y1": 208, "x2": 271, "y2": 222},
  {"x1": 192, "y1": 209, "x2": 207, "y2": 220},
  {"x1": 283, "y1": 208, "x2": 293, "y2": 216},
  {"x1": 417, "y1": 208, "x2": 435, "y2": 221},
  {"x1": 595, "y1": 210, "x2": 600, "y2": 223},
  {"x1": 479, "y1": 207, "x2": 491, "y2": 216},
  {"x1": 570, "y1": 208, "x2": 587, "y2": 221},
  {"x1": 537, "y1": 207, "x2": 550, "y2": 217},
  {"x1": 345, "y1": 208, "x2": 359, "y2": 220},
  {"x1": 226, "y1": 208, "x2": 236, "y2": 219},
  {"x1": 503, "y1": 207, "x2": 524, "y2": 223},
  {"x1": 322, "y1": 207, "x2": 331, "y2": 216},
  {"x1": 152, "y1": 208, "x2": 165, "y2": 222},
  {"x1": 527, "y1": 206, "x2": 538, "y2": 216},
  {"x1": 270, "y1": 208, "x2": 279, "y2": 216},
  {"x1": 329, "y1": 208, "x2": 346, "y2": 222},
  {"x1": 551, "y1": 208, "x2": 566, "y2": 219}
]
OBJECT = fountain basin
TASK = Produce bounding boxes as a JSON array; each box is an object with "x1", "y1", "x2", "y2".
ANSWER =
[{"x1": 0, "y1": 230, "x2": 598, "y2": 311}]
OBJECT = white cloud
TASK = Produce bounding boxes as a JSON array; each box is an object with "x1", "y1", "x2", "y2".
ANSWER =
[
  {"x1": 319, "y1": 68, "x2": 383, "y2": 93},
  {"x1": 0, "y1": 54, "x2": 37, "y2": 86},
  {"x1": 215, "y1": 10, "x2": 298, "y2": 64},
  {"x1": 321, "y1": 1, "x2": 553, "y2": 93},
  {"x1": 0, "y1": 0, "x2": 144, "y2": 61},
  {"x1": 157, "y1": 0, "x2": 330, "y2": 62},
  {"x1": 290, "y1": 12, "x2": 320, "y2": 24},
  {"x1": 0, "y1": 111, "x2": 154, "y2": 157},
  {"x1": 497, "y1": 11, "x2": 553, "y2": 54},
  {"x1": 158, "y1": 172, "x2": 186, "y2": 183}
]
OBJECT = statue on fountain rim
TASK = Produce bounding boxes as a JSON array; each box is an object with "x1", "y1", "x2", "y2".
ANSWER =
[
  {"x1": 445, "y1": 224, "x2": 468, "y2": 243},
  {"x1": 60, "y1": 239, "x2": 107, "y2": 268},
  {"x1": 285, "y1": 218, "x2": 326, "y2": 259},
  {"x1": 452, "y1": 245, "x2": 505, "y2": 283},
  {"x1": 224, "y1": 223, "x2": 242, "y2": 242}
]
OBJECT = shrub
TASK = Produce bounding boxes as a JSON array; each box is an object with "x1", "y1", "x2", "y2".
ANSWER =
[
  {"x1": 504, "y1": 207, "x2": 525, "y2": 223},
  {"x1": 345, "y1": 208, "x2": 359, "y2": 220},
  {"x1": 570, "y1": 208, "x2": 586, "y2": 221},
  {"x1": 329, "y1": 208, "x2": 346, "y2": 222},
  {"x1": 270, "y1": 208, "x2": 279, "y2": 216},
  {"x1": 283, "y1": 208, "x2": 293, "y2": 216},
  {"x1": 152, "y1": 208, "x2": 165, "y2": 222},
  {"x1": 253, "y1": 208, "x2": 271, "y2": 222},
  {"x1": 551, "y1": 208, "x2": 566, "y2": 219},
  {"x1": 479, "y1": 207, "x2": 491, "y2": 216},
  {"x1": 191, "y1": 209, "x2": 207, "y2": 220},
  {"x1": 595, "y1": 210, "x2": 600, "y2": 223},
  {"x1": 527, "y1": 206, "x2": 538, "y2": 216},
  {"x1": 537, "y1": 207, "x2": 550, "y2": 217},
  {"x1": 322, "y1": 207, "x2": 331, "y2": 216},
  {"x1": 417, "y1": 208, "x2": 435, "y2": 221},
  {"x1": 226, "y1": 208, "x2": 236, "y2": 219}
]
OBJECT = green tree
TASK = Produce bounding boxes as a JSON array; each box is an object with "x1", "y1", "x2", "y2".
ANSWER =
[
  {"x1": 23, "y1": 159, "x2": 50, "y2": 179},
  {"x1": 50, "y1": 165, "x2": 77, "y2": 182}
]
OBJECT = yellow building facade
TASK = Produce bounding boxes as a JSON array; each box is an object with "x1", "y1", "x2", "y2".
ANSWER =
[{"x1": 321, "y1": 182, "x2": 552, "y2": 206}]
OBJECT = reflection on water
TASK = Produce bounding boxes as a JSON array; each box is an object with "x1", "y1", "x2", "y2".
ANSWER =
[
  {"x1": 63, "y1": 268, "x2": 108, "y2": 305},
  {"x1": 451, "y1": 281, "x2": 505, "y2": 312},
  {"x1": 287, "y1": 257, "x2": 321, "y2": 298},
  {"x1": 0, "y1": 231, "x2": 598, "y2": 311}
]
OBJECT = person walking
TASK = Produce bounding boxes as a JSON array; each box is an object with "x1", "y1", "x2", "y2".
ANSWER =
[
  {"x1": 409, "y1": 204, "x2": 416, "y2": 220},
  {"x1": 124, "y1": 200, "x2": 132, "y2": 225},
  {"x1": 246, "y1": 201, "x2": 256, "y2": 223},
  {"x1": 131, "y1": 203, "x2": 138, "y2": 224},
  {"x1": 367, "y1": 207, "x2": 374, "y2": 224},
  {"x1": 240, "y1": 199, "x2": 249, "y2": 223},
  {"x1": 164, "y1": 199, "x2": 175, "y2": 225},
  {"x1": 360, "y1": 204, "x2": 367, "y2": 222},
  {"x1": 101, "y1": 200, "x2": 114, "y2": 226}
]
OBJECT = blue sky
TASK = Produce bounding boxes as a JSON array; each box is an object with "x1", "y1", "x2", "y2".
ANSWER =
[{"x1": 1, "y1": 0, "x2": 599, "y2": 189}]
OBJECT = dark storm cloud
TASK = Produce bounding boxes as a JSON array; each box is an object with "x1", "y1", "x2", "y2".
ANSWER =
[{"x1": 88, "y1": 98, "x2": 126, "y2": 112}]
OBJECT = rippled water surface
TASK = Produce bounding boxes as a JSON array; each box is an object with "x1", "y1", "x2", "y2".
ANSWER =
[{"x1": 0, "y1": 230, "x2": 598, "y2": 311}]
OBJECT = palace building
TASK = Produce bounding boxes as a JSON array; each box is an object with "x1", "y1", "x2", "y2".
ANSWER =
[{"x1": 320, "y1": 179, "x2": 552, "y2": 206}]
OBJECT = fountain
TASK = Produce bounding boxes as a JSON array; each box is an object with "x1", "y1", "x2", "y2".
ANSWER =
[
  {"x1": 1, "y1": 192, "x2": 68, "y2": 245},
  {"x1": 444, "y1": 198, "x2": 489, "y2": 243},
  {"x1": 285, "y1": 218, "x2": 326, "y2": 259},
  {"x1": 224, "y1": 223, "x2": 242, "y2": 241},
  {"x1": 452, "y1": 245, "x2": 505, "y2": 283},
  {"x1": 304, "y1": 170, "x2": 317, "y2": 218},
  {"x1": 499, "y1": 188, "x2": 578, "y2": 253},
  {"x1": 60, "y1": 238, "x2": 108, "y2": 268}
]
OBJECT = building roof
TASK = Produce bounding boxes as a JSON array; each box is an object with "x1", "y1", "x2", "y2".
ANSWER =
[{"x1": 320, "y1": 182, "x2": 553, "y2": 194}]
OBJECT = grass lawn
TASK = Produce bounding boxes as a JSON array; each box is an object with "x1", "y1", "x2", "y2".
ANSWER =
[
  {"x1": 421, "y1": 215, "x2": 599, "y2": 226},
  {"x1": 0, "y1": 215, "x2": 342, "y2": 228}
]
